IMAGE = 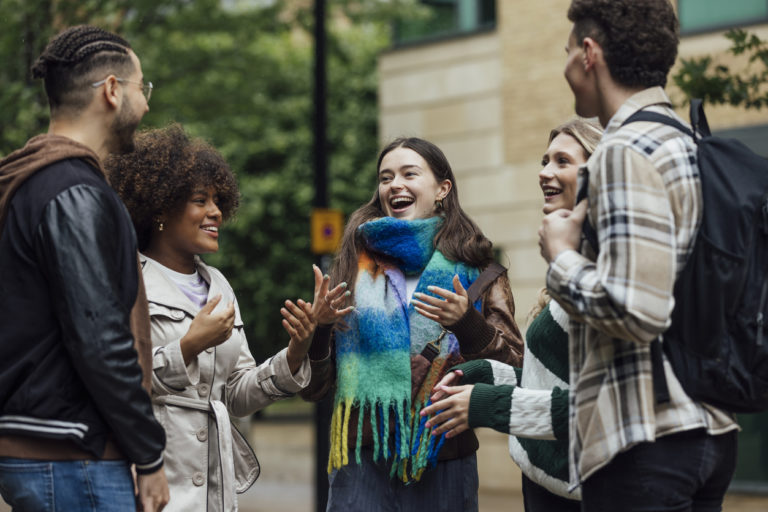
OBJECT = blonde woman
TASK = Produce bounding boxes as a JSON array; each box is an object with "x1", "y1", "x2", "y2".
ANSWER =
[{"x1": 422, "y1": 118, "x2": 603, "y2": 511}]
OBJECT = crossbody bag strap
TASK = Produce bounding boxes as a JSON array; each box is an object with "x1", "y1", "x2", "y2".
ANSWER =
[
  {"x1": 466, "y1": 261, "x2": 507, "y2": 303},
  {"x1": 419, "y1": 262, "x2": 508, "y2": 361}
]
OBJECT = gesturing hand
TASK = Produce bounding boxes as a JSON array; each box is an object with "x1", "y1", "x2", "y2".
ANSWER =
[
  {"x1": 311, "y1": 264, "x2": 354, "y2": 326},
  {"x1": 180, "y1": 294, "x2": 236, "y2": 365},
  {"x1": 282, "y1": 298, "x2": 316, "y2": 374},
  {"x1": 412, "y1": 275, "x2": 469, "y2": 327},
  {"x1": 420, "y1": 384, "x2": 474, "y2": 439}
]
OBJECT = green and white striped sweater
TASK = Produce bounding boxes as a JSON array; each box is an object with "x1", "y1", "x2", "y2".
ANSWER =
[{"x1": 456, "y1": 300, "x2": 579, "y2": 500}]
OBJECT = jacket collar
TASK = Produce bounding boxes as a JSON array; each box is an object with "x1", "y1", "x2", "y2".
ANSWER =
[
  {"x1": 603, "y1": 86, "x2": 672, "y2": 136},
  {"x1": 140, "y1": 254, "x2": 233, "y2": 319}
]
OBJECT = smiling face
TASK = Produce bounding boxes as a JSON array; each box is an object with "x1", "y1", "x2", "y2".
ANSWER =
[
  {"x1": 151, "y1": 186, "x2": 222, "y2": 271},
  {"x1": 378, "y1": 146, "x2": 451, "y2": 220},
  {"x1": 539, "y1": 132, "x2": 587, "y2": 214}
]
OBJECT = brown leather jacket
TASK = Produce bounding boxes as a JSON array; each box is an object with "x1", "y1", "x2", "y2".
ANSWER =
[{"x1": 301, "y1": 272, "x2": 524, "y2": 462}]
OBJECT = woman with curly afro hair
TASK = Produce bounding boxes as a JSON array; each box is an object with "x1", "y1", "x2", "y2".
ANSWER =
[{"x1": 106, "y1": 124, "x2": 345, "y2": 511}]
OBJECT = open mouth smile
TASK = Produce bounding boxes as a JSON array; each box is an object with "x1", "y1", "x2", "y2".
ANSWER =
[
  {"x1": 542, "y1": 186, "x2": 562, "y2": 198},
  {"x1": 389, "y1": 195, "x2": 415, "y2": 212}
]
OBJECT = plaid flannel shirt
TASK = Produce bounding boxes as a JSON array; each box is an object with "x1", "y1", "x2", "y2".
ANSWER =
[{"x1": 546, "y1": 87, "x2": 737, "y2": 490}]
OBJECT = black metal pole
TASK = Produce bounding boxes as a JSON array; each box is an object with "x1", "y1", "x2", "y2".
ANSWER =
[
  {"x1": 313, "y1": 1, "x2": 331, "y2": 511},
  {"x1": 314, "y1": 0, "x2": 328, "y2": 210}
]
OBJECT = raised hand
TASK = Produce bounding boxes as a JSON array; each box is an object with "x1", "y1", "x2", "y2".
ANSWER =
[
  {"x1": 180, "y1": 294, "x2": 236, "y2": 365},
  {"x1": 311, "y1": 264, "x2": 354, "y2": 326},
  {"x1": 539, "y1": 198, "x2": 587, "y2": 263},
  {"x1": 420, "y1": 384, "x2": 474, "y2": 439},
  {"x1": 412, "y1": 275, "x2": 469, "y2": 327},
  {"x1": 283, "y1": 298, "x2": 316, "y2": 374}
]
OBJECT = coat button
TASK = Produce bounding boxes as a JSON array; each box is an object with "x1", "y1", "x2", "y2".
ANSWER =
[
  {"x1": 198, "y1": 383, "x2": 210, "y2": 397},
  {"x1": 196, "y1": 428, "x2": 208, "y2": 442},
  {"x1": 192, "y1": 472, "x2": 205, "y2": 486},
  {"x1": 171, "y1": 310, "x2": 184, "y2": 320}
]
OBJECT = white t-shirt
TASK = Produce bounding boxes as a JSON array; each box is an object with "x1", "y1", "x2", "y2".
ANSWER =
[{"x1": 144, "y1": 255, "x2": 209, "y2": 310}]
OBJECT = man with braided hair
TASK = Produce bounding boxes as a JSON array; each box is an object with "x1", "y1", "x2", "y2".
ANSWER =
[{"x1": 0, "y1": 25, "x2": 169, "y2": 511}]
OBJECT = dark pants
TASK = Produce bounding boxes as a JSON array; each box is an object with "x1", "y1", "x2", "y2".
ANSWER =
[
  {"x1": 581, "y1": 429, "x2": 738, "y2": 512},
  {"x1": 327, "y1": 449, "x2": 478, "y2": 512},
  {"x1": 522, "y1": 473, "x2": 580, "y2": 512}
]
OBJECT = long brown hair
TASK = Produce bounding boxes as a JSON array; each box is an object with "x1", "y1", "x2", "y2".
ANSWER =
[{"x1": 331, "y1": 137, "x2": 494, "y2": 293}]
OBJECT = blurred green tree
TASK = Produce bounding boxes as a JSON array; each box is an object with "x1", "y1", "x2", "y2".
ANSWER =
[
  {"x1": 0, "y1": 0, "x2": 416, "y2": 360},
  {"x1": 673, "y1": 28, "x2": 768, "y2": 110}
]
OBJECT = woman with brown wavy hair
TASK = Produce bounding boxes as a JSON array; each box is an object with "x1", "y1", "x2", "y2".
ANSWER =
[{"x1": 301, "y1": 136, "x2": 524, "y2": 511}]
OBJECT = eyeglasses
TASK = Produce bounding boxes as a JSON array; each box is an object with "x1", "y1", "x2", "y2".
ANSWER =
[{"x1": 91, "y1": 77, "x2": 153, "y2": 102}]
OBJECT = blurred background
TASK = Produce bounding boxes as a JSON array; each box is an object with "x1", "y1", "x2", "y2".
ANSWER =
[{"x1": 1, "y1": 0, "x2": 767, "y2": 510}]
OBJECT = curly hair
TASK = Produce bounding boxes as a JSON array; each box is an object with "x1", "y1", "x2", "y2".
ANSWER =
[
  {"x1": 106, "y1": 124, "x2": 240, "y2": 251},
  {"x1": 568, "y1": 0, "x2": 679, "y2": 88},
  {"x1": 32, "y1": 25, "x2": 134, "y2": 113}
]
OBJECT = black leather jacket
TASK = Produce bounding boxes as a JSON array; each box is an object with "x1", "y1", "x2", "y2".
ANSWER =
[{"x1": 0, "y1": 158, "x2": 165, "y2": 473}]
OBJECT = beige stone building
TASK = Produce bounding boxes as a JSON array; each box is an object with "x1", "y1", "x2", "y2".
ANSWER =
[{"x1": 378, "y1": 0, "x2": 768, "y2": 502}]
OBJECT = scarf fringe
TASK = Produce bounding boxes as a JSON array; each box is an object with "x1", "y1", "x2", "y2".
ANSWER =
[
  {"x1": 331, "y1": 398, "x2": 437, "y2": 482},
  {"x1": 328, "y1": 394, "x2": 452, "y2": 483}
]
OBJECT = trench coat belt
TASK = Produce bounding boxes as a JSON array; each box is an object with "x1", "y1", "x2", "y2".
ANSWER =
[{"x1": 153, "y1": 395, "x2": 248, "y2": 511}]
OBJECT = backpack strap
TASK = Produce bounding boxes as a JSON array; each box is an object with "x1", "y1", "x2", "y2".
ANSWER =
[
  {"x1": 689, "y1": 98, "x2": 711, "y2": 137},
  {"x1": 597, "y1": 107, "x2": 702, "y2": 406},
  {"x1": 651, "y1": 338, "x2": 671, "y2": 404},
  {"x1": 580, "y1": 107, "x2": 699, "y2": 255},
  {"x1": 621, "y1": 110, "x2": 695, "y2": 138}
]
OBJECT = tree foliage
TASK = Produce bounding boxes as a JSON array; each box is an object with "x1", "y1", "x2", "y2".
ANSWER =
[
  {"x1": 0, "y1": 0, "x2": 416, "y2": 360},
  {"x1": 673, "y1": 28, "x2": 768, "y2": 109}
]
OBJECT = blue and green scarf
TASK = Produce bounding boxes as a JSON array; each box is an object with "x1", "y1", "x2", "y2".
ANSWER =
[{"x1": 329, "y1": 216, "x2": 481, "y2": 482}]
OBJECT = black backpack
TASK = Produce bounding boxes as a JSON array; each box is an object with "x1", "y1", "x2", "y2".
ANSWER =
[{"x1": 584, "y1": 100, "x2": 768, "y2": 413}]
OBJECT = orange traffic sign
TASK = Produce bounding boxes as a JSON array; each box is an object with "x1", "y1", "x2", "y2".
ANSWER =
[{"x1": 311, "y1": 208, "x2": 344, "y2": 254}]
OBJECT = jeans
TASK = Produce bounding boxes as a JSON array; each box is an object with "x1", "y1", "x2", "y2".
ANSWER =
[
  {"x1": 327, "y1": 449, "x2": 478, "y2": 512},
  {"x1": 581, "y1": 429, "x2": 738, "y2": 512},
  {"x1": 0, "y1": 458, "x2": 135, "y2": 512}
]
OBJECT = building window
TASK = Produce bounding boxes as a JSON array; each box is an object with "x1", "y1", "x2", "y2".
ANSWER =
[
  {"x1": 678, "y1": 0, "x2": 768, "y2": 34},
  {"x1": 394, "y1": 0, "x2": 496, "y2": 47}
]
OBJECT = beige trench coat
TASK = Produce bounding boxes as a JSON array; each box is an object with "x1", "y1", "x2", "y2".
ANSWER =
[{"x1": 142, "y1": 255, "x2": 311, "y2": 511}]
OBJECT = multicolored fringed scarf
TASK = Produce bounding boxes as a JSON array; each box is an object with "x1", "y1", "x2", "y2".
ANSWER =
[{"x1": 329, "y1": 216, "x2": 481, "y2": 483}]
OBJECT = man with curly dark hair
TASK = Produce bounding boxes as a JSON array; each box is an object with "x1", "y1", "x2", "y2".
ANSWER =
[
  {"x1": 539, "y1": 1, "x2": 739, "y2": 510},
  {"x1": 0, "y1": 25, "x2": 168, "y2": 511}
]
